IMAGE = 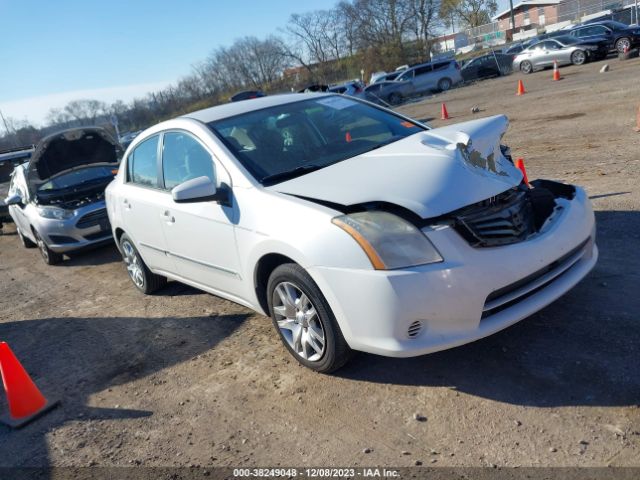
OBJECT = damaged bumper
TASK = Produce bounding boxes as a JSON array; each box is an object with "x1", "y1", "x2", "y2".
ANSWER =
[{"x1": 308, "y1": 185, "x2": 597, "y2": 357}]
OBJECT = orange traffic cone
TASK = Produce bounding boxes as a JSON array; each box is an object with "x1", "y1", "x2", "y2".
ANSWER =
[
  {"x1": 514, "y1": 158, "x2": 530, "y2": 187},
  {"x1": 516, "y1": 79, "x2": 526, "y2": 95},
  {"x1": 0, "y1": 342, "x2": 58, "y2": 428},
  {"x1": 441, "y1": 103, "x2": 449, "y2": 120},
  {"x1": 553, "y1": 61, "x2": 561, "y2": 81}
]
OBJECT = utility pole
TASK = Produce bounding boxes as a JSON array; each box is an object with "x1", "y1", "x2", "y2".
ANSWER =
[{"x1": 509, "y1": 0, "x2": 516, "y2": 32}]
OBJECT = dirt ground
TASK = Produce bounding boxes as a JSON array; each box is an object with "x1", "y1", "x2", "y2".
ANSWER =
[{"x1": 1, "y1": 57, "x2": 639, "y2": 471}]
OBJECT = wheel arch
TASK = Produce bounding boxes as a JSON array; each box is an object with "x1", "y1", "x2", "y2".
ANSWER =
[{"x1": 254, "y1": 253, "x2": 298, "y2": 315}]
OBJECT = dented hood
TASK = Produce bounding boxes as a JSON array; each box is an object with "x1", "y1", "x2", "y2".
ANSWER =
[
  {"x1": 269, "y1": 115, "x2": 523, "y2": 218},
  {"x1": 27, "y1": 127, "x2": 121, "y2": 193}
]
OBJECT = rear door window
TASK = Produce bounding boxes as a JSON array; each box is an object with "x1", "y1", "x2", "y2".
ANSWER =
[
  {"x1": 414, "y1": 65, "x2": 432, "y2": 76},
  {"x1": 127, "y1": 135, "x2": 159, "y2": 188}
]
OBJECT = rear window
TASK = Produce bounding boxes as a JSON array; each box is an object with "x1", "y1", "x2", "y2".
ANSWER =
[
  {"x1": 127, "y1": 135, "x2": 159, "y2": 188},
  {"x1": 208, "y1": 97, "x2": 425, "y2": 185},
  {"x1": 432, "y1": 61, "x2": 451, "y2": 71}
]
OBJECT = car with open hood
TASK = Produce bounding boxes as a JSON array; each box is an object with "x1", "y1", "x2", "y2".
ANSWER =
[
  {"x1": 0, "y1": 146, "x2": 34, "y2": 228},
  {"x1": 106, "y1": 94, "x2": 597, "y2": 372},
  {"x1": 5, "y1": 127, "x2": 122, "y2": 264}
]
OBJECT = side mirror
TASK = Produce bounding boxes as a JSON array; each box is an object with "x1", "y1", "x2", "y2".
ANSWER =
[
  {"x1": 4, "y1": 193, "x2": 23, "y2": 206},
  {"x1": 172, "y1": 176, "x2": 229, "y2": 205}
]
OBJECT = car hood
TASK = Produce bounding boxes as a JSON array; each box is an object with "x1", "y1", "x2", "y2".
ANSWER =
[
  {"x1": 27, "y1": 127, "x2": 121, "y2": 193},
  {"x1": 269, "y1": 115, "x2": 523, "y2": 219}
]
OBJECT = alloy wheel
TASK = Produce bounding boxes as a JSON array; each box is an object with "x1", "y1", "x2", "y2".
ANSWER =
[
  {"x1": 572, "y1": 50, "x2": 586, "y2": 65},
  {"x1": 36, "y1": 235, "x2": 49, "y2": 262},
  {"x1": 122, "y1": 240, "x2": 145, "y2": 289},
  {"x1": 616, "y1": 38, "x2": 631, "y2": 53},
  {"x1": 272, "y1": 281, "x2": 325, "y2": 361}
]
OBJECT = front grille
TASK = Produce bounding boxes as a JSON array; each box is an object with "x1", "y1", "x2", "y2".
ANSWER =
[
  {"x1": 454, "y1": 189, "x2": 535, "y2": 247},
  {"x1": 482, "y1": 238, "x2": 590, "y2": 319},
  {"x1": 76, "y1": 208, "x2": 108, "y2": 229}
]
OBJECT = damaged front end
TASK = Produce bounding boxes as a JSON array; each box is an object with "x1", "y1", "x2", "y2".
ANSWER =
[{"x1": 430, "y1": 180, "x2": 576, "y2": 248}]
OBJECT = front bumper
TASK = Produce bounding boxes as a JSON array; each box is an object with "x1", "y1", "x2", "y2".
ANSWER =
[
  {"x1": 34, "y1": 201, "x2": 114, "y2": 253},
  {"x1": 309, "y1": 186, "x2": 597, "y2": 357}
]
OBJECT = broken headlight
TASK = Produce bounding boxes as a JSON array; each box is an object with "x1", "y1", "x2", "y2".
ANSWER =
[{"x1": 332, "y1": 211, "x2": 443, "y2": 270}]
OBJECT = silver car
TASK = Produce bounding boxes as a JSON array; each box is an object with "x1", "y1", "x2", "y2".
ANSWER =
[
  {"x1": 513, "y1": 35, "x2": 608, "y2": 74},
  {"x1": 5, "y1": 128, "x2": 121, "y2": 264}
]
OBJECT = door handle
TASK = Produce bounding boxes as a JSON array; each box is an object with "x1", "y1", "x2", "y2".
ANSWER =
[
  {"x1": 162, "y1": 210, "x2": 175, "y2": 224},
  {"x1": 123, "y1": 199, "x2": 131, "y2": 210}
]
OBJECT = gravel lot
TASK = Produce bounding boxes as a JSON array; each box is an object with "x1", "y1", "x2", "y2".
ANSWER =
[{"x1": 1, "y1": 57, "x2": 639, "y2": 470}]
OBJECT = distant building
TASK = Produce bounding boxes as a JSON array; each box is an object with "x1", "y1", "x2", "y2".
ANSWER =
[
  {"x1": 431, "y1": 32, "x2": 470, "y2": 54},
  {"x1": 492, "y1": 0, "x2": 562, "y2": 31}
]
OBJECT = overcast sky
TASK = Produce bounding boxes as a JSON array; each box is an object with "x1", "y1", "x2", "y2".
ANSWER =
[{"x1": 0, "y1": 0, "x2": 509, "y2": 127}]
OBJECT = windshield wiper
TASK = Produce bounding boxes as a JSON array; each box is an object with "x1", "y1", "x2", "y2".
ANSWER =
[{"x1": 261, "y1": 164, "x2": 324, "y2": 185}]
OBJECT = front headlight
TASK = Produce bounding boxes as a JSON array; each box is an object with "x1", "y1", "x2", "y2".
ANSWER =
[
  {"x1": 332, "y1": 211, "x2": 443, "y2": 270},
  {"x1": 37, "y1": 206, "x2": 74, "y2": 220}
]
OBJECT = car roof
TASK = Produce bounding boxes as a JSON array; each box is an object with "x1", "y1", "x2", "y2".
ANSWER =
[{"x1": 183, "y1": 93, "x2": 328, "y2": 123}]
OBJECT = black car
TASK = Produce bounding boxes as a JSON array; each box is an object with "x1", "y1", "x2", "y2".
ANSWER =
[
  {"x1": 230, "y1": 90, "x2": 266, "y2": 102},
  {"x1": 566, "y1": 20, "x2": 640, "y2": 52},
  {"x1": 460, "y1": 53, "x2": 513, "y2": 82},
  {"x1": 0, "y1": 146, "x2": 34, "y2": 227}
]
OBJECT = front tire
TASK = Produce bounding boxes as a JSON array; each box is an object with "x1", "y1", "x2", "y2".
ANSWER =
[
  {"x1": 571, "y1": 50, "x2": 587, "y2": 65},
  {"x1": 18, "y1": 228, "x2": 36, "y2": 248},
  {"x1": 34, "y1": 231, "x2": 62, "y2": 265},
  {"x1": 267, "y1": 263, "x2": 352, "y2": 373},
  {"x1": 119, "y1": 233, "x2": 166, "y2": 294}
]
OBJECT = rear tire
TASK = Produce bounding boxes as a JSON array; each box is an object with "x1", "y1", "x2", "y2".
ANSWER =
[
  {"x1": 34, "y1": 231, "x2": 62, "y2": 265},
  {"x1": 119, "y1": 233, "x2": 166, "y2": 294},
  {"x1": 615, "y1": 37, "x2": 631, "y2": 53},
  {"x1": 18, "y1": 228, "x2": 36, "y2": 248},
  {"x1": 388, "y1": 92, "x2": 403, "y2": 105},
  {"x1": 437, "y1": 78, "x2": 452, "y2": 91},
  {"x1": 520, "y1": 61, "x2": 533, "y2": 74},
  {"x1": 267, "y1": 263, "x2": 352, "y2": 373},
  {"x1": 571, "y1": 50, "x2": 587, "y2": 65}
]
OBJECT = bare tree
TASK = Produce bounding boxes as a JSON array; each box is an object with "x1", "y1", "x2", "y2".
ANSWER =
[
  {"x1": 62, "y1": 99, "x2": 107, "y2": 125},
  {"x1": 440, "y1": 0, "x2": 497, "y2": 29}
]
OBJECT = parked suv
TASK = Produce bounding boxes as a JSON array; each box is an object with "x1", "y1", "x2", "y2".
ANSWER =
[
  {"x1": 5, "y1": 127, "x2": 121, "y2": 264},
  {"x1": 395, "y1": 59, "x2": 462, "y2": 94},
  {"x1": 106, "y1": 93, "x2": 596, "y2": 373}
]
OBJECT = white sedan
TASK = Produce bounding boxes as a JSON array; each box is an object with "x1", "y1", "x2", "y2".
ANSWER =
[{"x1": 105, "y1": 94, "x2": 597, "y2": 372}]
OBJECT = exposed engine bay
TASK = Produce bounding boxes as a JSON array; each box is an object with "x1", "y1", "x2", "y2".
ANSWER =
[
  {"x1": 35, "y1": 177, "x2": 111, "y2": 209},
  {"x1": 430, "y1": 179, "x2": 576, "y2": 247}
]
